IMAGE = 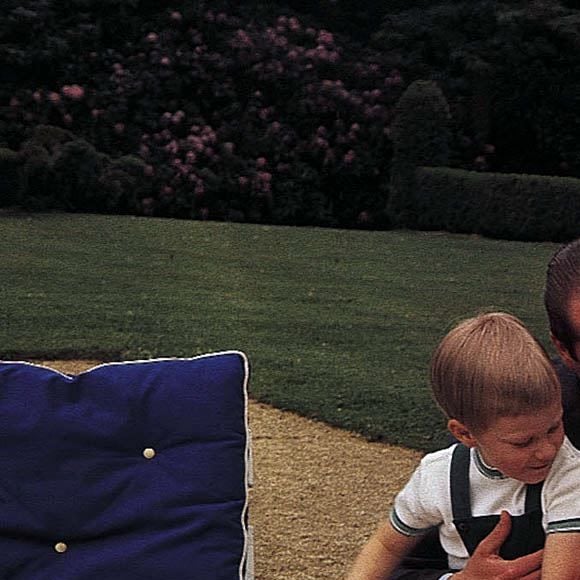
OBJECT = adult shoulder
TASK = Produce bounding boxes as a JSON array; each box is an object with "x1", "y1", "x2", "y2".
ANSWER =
[{"x1": 553, "y1": 357, "x2": 580, "y2": 449}]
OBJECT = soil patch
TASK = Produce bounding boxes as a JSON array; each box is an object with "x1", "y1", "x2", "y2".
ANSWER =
[{"x1": 37, "y1": 360, "x2": 423, "y2": 579}]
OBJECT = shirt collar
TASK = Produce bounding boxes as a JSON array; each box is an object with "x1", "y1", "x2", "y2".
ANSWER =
[{"x1": 474, "y1": 448, "x2": 506, "y2": 480}]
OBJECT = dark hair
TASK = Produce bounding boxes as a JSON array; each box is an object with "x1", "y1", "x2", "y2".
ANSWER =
[{"x1": 544, "y1": 238, "x2": 580, "y2": 353}]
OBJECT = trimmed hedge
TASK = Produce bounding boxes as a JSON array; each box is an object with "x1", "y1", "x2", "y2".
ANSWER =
[
  {"x1": 388, "y1": 80, "x2": 450, "y2": 227},
  {"x1": 415, "y1": 166, "x2": 580, "y2": 242}
]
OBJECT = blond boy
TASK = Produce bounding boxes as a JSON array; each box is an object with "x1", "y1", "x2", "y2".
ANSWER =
[{"x1": 347, "y1": 313, "x2": 580, "y2": 580}]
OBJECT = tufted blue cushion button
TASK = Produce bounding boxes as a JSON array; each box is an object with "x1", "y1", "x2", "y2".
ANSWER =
[
  {"x1": 143, "y1": 447, "x2": 156, "y2": 459},
  {"x1": 54, "y1": 542, "x2": 67, "y2": 553}
]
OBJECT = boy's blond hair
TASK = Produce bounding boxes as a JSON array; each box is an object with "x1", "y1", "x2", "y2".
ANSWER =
[{"x1": 430, "y1": 312, "x2": 560, "y2": 432}]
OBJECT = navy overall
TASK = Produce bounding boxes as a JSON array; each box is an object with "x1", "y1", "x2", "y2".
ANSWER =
[{"x1": 450, "y1": 444, "x2": 545, "y2": 559}]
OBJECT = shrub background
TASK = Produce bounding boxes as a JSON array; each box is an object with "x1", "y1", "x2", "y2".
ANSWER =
[{"x1": 3, "y1": 0, "x2": 580, "y2": 240}]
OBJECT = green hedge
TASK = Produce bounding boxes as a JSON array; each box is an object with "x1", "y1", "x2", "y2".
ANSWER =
[{"x1": 414, "y1": 167, "x2": 580, "y2": 242}]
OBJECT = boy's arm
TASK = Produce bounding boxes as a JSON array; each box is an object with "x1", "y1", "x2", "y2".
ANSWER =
[
  {"x1": 346, "y1": 521, "x2": 421, "y2": 580},
  {"x1": 541, "y1": 532, "x2": 580, "y2": 579}
]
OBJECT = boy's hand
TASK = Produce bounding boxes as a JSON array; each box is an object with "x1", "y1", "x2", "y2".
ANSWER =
[{"x1": 453, "y1": 511, "x2": 542, "y2": 580}]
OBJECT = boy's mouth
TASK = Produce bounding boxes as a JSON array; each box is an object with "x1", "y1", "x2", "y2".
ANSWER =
[{"x1": 529, "y1": 463, "x2": 550, "y2": 471}]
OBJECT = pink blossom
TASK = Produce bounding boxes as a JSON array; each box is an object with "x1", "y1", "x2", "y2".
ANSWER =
[
  {"x1": 48, "y1": 92, "x2": 61, "y2": 104},
  {"x1": 61, "y1": 84, "x2": 85, "y2": 100},
  {"x1": 324, "y1": 149, "x2": 336, "y2": 166},
  {"x1": 357, "y1": 211, "x2": 371, "y2": 224},
  {"x1": 170, "y1": 11, "x2": 182, "y2": 22},
  {"x1": 238, "y1": 176, "x2": 250, "y2": 189},
  {"x1": 231, "y1": 29, "x2": 254, "y2": 49},
  {"x1": 32, "y1": 90, "x2": 43, "y2": 103},
  {"x1": 274, "y1": 35, "x2": 288, "y2": 48},
  {"x1": 314, "y1": 137, "x2": 329, "y2": 150},
  {"x1": 160, "y1": 57, "x2": 171, "y2": 66},
  {"x1": 172, "y1": 111, "x2": 185, "y2": 124},
  {"x1": 146, "y1": 32, "x2": 159, "y2": 43},
  {"x1": 63, "y1": 114, "x2": 73, "y2": 126},
  {"x1": 114, "y1": 122, "x2": 125, "y2": 134},
  {"x1": 141, "y1": 197, "x2": 155, "y2": 214},
  {"x1": 165, "y1": 140, "x2": 179, "y2": 154},
  {"x1": 343, "y1": 150, "x2": 356, "y2": 164},
  {"x1": 474, "y1": 155, "x2": 487, "y2": 170},
  {"x1": 385, "y1": 70, "x2": 403, "y2": 87},
  {"x1": 144, "y1": 165, "x2": 155, "y2": 177},
  {"x1": 288, "y1": 17, "x2": 301, "y2": 32},
  {"x1": 216, "y1": 12, "x2": 227, "y2": 24},
  {"x1": 269, "y1": 121, "x2": 282, "y2": 134},
  {"x1": 317, "y1": 30, "x2": 334, "y2": 46},
  {"x1": 186, "y1": 151, "x2": 197, "y2": 163},
  {"x1": 256, "y1": 157, "x2": 268, "y2": 168},
  {"x1": 484, "y1": 144, "x2": 496, "y2": 155}
]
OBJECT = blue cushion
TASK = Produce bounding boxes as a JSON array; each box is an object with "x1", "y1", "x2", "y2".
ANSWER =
[{"x1": 0, "y1": 351, "x2": 252, "y2": 579}]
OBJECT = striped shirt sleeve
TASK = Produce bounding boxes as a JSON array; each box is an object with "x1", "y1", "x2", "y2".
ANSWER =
[{"x1": 545, "y1": 438, "x2": 580, "y2": 534}]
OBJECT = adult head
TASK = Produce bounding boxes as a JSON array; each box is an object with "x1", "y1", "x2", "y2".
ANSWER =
[{"x1": 545, "y1": 238, "x2": 580, "y2": 370}]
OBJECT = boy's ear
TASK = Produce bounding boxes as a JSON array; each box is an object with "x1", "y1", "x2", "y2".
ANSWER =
[
  {"x1": 447, "y1": 419, "x2": 478, "y2": 448},
  {"x1": 551, "y1": 332, "x2": 577, "y2": 369}
]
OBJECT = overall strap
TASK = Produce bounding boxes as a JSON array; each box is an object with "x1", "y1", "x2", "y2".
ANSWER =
[
  {"x1": 450, "y1": 444, "x2": 472, "y2": 521},
  {"x1": 525, "y1": 482, "x2": 544, "y2": 512},
  {"x1": 451, "y1": 443, "x2": 544, "y2": 517}
]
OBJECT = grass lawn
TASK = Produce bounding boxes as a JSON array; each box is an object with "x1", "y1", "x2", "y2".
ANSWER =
[{"x1": 0, "y1": 212, "x2": 559, "y2": 451}]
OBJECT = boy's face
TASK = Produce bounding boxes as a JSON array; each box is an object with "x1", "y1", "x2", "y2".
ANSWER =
[{"x1": 450, "y1": 401, "x2": 564, "y2": 484}]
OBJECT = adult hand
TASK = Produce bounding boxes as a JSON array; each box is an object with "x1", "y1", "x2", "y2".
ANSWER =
[{"x1": 453, "y1": 511, "x2": 542, "y2": 580}]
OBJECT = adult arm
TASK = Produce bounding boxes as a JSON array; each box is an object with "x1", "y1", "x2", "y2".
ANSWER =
[{"x1": 391, "y1": 511, "x2": 542, "y2": 580}]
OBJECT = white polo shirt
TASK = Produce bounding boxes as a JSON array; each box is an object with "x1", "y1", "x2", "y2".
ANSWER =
[{"x1": 390, "y1": 437, "x2": 580, "y2": 570}]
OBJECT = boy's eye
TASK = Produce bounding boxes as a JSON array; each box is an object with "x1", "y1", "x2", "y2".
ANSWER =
[{"x1": 512, "y1": 440, "x2": 531, "y2": 448}]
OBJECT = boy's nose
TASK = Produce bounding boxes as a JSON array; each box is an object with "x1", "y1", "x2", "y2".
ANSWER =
[{"x1": 534, "y1": 440, "x2": 557, "y2": 463}]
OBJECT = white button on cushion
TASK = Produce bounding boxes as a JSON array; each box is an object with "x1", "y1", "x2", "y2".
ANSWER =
[
  {"x1": 54, "y1": 542, "x2": 67, "y2": 553},
  {"x1": 143, "y1": 447, "x2": 156, "y2": 459}
]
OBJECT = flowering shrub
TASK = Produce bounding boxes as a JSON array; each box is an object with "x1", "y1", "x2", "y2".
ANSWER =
[{"x1": 2, "y1": 2, "x2": 407, "y2": 226}]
